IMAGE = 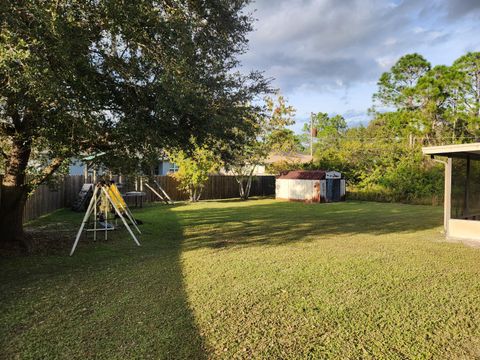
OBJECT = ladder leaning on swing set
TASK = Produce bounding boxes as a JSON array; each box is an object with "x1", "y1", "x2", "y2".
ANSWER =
[{"x1": 70, "y1": 182, "x2": 141, "y2": 256}]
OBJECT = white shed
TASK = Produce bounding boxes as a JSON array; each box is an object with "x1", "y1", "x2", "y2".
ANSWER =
[{"x1": 275, "y1": 170, "x2": 345, "y2": 203}]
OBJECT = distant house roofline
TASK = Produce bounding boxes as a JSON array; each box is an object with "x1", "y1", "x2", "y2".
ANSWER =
[{"x1": 265, "y1": 152, "x2": 313, "y2": 164}]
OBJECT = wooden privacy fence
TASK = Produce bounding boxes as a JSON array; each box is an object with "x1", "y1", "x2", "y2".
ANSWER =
[
  {"x1": 141, "y1": 175, "x2": 276, "y2": 202},
  {"x1": 0, "y1": 175, "x2": 276, "y2": 222}
]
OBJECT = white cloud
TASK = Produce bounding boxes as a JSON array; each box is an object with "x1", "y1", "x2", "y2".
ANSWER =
[
  {"x1": 413, "y1": 26, "x2": 426, "y2": 33},
  {"x1": 375, "y1": 56, "x2": 398, "y2": 69},
  {"x1": 384, "y1": 38, "x2": 398, "y2": 46}
]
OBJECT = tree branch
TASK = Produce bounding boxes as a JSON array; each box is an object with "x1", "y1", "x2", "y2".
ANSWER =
[{"x1": 30, "y1": 157, "x2": 65, "y2": 187}]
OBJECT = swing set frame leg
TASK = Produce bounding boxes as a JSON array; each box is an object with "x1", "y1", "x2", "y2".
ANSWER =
[{"x1": 70, "y1": 185, "x2": 100, "y2": 256}]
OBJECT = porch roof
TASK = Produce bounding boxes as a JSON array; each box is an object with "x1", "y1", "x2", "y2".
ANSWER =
[{"x1": 422, "y1": 143, "x2": 480, "y2": 158}]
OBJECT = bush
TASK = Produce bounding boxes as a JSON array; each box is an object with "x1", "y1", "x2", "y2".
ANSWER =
[
  {"x1": 380, "y1": 157, "x2": 443, "y2": 203},
  {"x1": 169, "y1": 141, "x2": 221, "y2": 202}
]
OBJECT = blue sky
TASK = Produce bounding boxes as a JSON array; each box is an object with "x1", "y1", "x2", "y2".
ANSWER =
[{"x1": 240, "y1": 0, "x2": 480, "y2": 133}]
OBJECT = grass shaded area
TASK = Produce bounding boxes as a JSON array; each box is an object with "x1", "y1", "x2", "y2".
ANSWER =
[
  {"x1": 0, "y1": 204, "x2": 206, "y2": 359},
  {"x1": 3, "y1": 199, "x2": 480, "y2": 358}
]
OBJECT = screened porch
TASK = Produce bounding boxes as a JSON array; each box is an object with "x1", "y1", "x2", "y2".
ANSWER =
[{"x1": 423, "y1": 143, "x2": 480, "y2": 241}]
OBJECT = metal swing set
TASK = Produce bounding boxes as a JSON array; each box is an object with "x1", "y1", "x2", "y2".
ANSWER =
[{"x1": 70, "y1": 181, "x2": 141, "y2": 256}]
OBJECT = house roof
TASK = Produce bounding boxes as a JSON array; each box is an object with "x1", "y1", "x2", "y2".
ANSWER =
[
  {"x1": 277, "y1": 170, "x2": 327, "y2": 180},
  {"x1": 265, "y1": 152, "x2": 313, "y2": 164},
  {"x1": 423, "y1": 143, "x2": 480, "y2": 158}
]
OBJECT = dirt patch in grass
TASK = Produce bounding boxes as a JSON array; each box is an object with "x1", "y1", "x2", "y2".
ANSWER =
[
  {"x1": 27, "y1": 227, "x2": 74, "y2": 254},
  {"x1": 0, "y1": 229, "x2": 72, "y2": 257}
]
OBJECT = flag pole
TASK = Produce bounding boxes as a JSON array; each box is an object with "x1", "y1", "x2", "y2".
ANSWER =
[{"x1": 310, "y1": 113, "x2": 313, "y2": 157}]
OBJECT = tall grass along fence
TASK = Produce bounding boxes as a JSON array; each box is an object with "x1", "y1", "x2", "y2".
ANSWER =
[
  {"x1": 0, "y1": 175, "x2": 276, "y2": 222},
  {"x1": 347, "y1": 187, "x2": 443, "y2": 206}
]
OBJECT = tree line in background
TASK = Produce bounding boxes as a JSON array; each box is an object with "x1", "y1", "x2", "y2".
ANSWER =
[{"x1": 304, "y1": 52, "x2": 480, "y2": 204}]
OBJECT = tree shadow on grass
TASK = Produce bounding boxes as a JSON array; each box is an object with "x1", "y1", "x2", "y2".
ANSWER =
[
  {"x1": 0, "y1": 206, "x2": 207, "y2": 359},
  {"x1": 178, "y1": 200, "x2": 444, "y2": 252}
]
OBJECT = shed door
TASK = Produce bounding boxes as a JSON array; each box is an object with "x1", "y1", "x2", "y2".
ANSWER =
[{"x1": 326, "y1": 179, "x2": 341, "y2": 202}]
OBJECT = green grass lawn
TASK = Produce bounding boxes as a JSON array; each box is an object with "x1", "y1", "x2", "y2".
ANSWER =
[{"x1": 2, "y1": 199, "x2": 480, "y2": 359}]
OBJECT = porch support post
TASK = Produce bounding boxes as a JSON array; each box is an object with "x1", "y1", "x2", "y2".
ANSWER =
[
  {"x1": 445, "y1": 157, "x2": 452, "y2": 235},
  {"x1": 464, "y1": 156, "x2": 470, "y2": 217}
]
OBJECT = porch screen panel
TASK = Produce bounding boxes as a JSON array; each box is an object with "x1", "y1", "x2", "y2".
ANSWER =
[
  {"x1": 467, "y1": 158, "x2": 480, "y2": 218},
  {"x1": 451, "y1": 157, "x2": 466, "y2": 219},
  {"x1": 451, "y1": 157, "x2": 480, "y2": 219}
]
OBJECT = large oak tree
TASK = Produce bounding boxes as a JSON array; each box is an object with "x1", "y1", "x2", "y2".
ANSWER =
[{"x1": 0, "y1": 0, "x2": 268, "y2": 250}]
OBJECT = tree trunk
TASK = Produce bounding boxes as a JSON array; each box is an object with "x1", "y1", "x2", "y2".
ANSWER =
[
  {"x1": 235, "y1": 165, "x2": 256, "y2": 200},
  {"x1": 196, "y1": 187, "x2": 203, "y2": 202},
  {"x1": 237, "y1": 177, "x2": 246, "y2": 200},
  {"x1": 189, "y1": 185, "x2": 195, "y2": 202},
  {"x1": 0, "y1": 185, "x2": 30, "y2": 250},
  {"x1": 0, "y1": 137, "x2": 32, "y2": 251},
  {"x1": 245, "y1": 175, "x2": 253, "y2": 200},
  {"x1": 242, "y1": 166, "x2": 256, "y2": 200}
]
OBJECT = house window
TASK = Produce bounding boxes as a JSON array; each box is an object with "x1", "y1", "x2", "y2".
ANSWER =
[{"x1": 169, "y1": 163, "x2": 179, "y2": 173}]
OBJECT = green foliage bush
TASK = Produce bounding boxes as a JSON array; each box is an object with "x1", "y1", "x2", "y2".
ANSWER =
[
  {"x1": 169, "y1": 140, "x2": 221, "y2": 202},
  {"x1": 380, "y1": 157, "x2": 444, "y2": 203}
]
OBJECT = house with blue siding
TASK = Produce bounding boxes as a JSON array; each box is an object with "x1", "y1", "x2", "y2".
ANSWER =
[{"x1": 156, "y1": 159, "x2": 179, "y2": 175}]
